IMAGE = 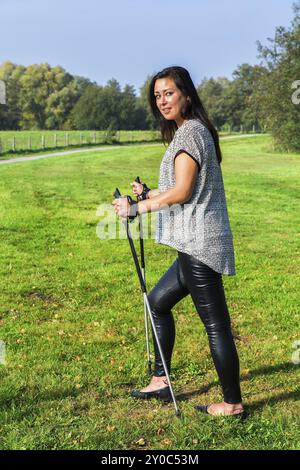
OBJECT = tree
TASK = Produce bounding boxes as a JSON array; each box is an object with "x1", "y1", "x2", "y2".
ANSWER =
[
  {"x1": 222, "y1": 64, "x2": 267, "y2": 132},
  {"x1": 253, "y1": 1, "x2": 300, "y2": 150},
  {"x1": 104, "y1": 78, "x2": 123, "y2": 130},
  {"x1": 138, "y1": 75, "x2": 157, "y2": 129},
  {"x1": 18, "y1": 63, "x2": 79, "y2": 129},
  {"x1": 119, "y1": 84, "x2": 136, "y2": 129},
  {"x1": 0, "y1": 61, "x2": 25, "y2": 129},
  {"x1": 119, "y1": 84, "x2": 148, "y2": 130},
  {"x1": 0, "y1": 62, "x2": 92, "y2": 130},
  {"x1": 72, "y1": 85, "x2": 104, "y2": 129},
  {"x1": 72, "y1": 79, "x2": 124, "y2": 130},
  {"x1": 197, "y1": 77, "x2": 230, "y2": 129}
]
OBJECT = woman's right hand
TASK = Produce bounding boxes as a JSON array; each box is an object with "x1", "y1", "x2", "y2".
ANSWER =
[{"x1": 131, "y1": 180, "x2": 144, "y2": 198}]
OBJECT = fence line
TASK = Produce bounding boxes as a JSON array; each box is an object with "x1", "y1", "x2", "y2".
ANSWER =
[
  {"x1": 0, "y1": 128, "x2": 264, "y2": 156},
  {"x1": 0, "y1": 130, "x2": 162, "y2": 155}
]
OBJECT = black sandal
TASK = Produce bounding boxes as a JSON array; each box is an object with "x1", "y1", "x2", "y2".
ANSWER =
[{"x1": 131, "y1": 386, "x2": 172, "y2": 401}]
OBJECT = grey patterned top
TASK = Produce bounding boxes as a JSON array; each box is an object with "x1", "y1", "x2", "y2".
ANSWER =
[{"x1": 155, "y1": 118, "x2": 236, "y2": 275}]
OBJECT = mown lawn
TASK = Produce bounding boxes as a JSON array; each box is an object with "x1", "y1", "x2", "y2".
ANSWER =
[{"x1": 0, "y1": 135, "x2": 299, "y2": 450}]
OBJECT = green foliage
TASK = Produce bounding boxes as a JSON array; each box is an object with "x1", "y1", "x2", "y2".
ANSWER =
[
  {"x1": 71, "y1": 79, "x2": 147, "y2": 131},
  {"x1": 18, "y1": 63, "x2": 80, "y2": 130},
  {"x1": 253, "y1": 1, "x2": 300, "y2": 151},
  {"x1": 0, "y1": 61, "x2": 25, "y2": 129},
  {"x1": 137, "y1": 75, "x2": 158, "y2": 129},
  {"x1": 223, "y1": 64, "x2": 267, "y2": 132},
  {"x1": 197, "y1": 77, "x2": 230, "y2": 129},
  {"x1": 0, "y1": 62, "x2": 86, "y2": 131},
  {"x1": 198, "y1": 66, "x2": 267, "y2": 132},
  {"x1": 119, "y1": 84, "x2": 139, "y2": 130}
]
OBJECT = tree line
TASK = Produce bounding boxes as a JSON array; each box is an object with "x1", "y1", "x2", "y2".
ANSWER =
[{"x1": 0, "y1": 1, "x2": 299, "y2": 151}]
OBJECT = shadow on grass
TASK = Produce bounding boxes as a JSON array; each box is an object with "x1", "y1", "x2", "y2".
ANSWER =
[
  {"x1": 248, "y1": 389, "x2": 299, "y2": 412},
  {"x1": 1, "y1": 362, "x2": 298, "y2": 416},
  {"x1": 175, "y1": 362, "x2": 299, "y2": 407},
  {"x1": 0, "y1": 385, "x2": 82, "y2": 410}
]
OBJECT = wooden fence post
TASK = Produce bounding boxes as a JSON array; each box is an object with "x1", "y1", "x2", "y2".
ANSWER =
[
  {"x1": 12, "y1": 136, "x2": 16, "y2": 152},
  {"x1": 28, "y1": 136, "x2": 31, "y2": 150}
]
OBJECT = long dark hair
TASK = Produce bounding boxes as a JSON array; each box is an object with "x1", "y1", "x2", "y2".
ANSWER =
[{"x1": 148, "y1": 66, "x2": 222, "y2": 164}]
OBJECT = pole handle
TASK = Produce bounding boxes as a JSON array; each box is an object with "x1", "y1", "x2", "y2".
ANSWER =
[
  {"x1": 113, "y1": 186, "x2": 146, "y2": 293},
  {"x1": 114, "y1": 188, "x2": 122, "y2": 199}
]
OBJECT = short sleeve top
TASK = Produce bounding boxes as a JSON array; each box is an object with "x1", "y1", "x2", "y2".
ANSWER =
[{"x1": 155, "y1": 118, "x2": 236, "y2": 276}]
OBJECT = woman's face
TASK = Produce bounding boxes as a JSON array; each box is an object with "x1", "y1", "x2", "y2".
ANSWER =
[{"x1": 154, "y1": 77, "x2": 189, "y2": 126}]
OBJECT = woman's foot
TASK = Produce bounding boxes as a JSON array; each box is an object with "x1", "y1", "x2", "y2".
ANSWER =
[
  {"x1": 131, "y1": 376, "x2": 171, "y2": 401},
  {"x1": 195, "y1": 401, "x2": 244, "y2": 417}
]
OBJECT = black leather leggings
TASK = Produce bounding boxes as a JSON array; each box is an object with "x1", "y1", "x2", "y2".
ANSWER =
[{"x1": 148, "y1": 251, "x2": 242, "y2": 404}]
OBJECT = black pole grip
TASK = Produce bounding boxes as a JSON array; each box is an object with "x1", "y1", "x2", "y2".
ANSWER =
[
  {"x1": 114, "y1": 188, "x2": 122, "y2": 199},
  {"x1": 113, "y1": 186, "x2": 146, "y2": 291}
]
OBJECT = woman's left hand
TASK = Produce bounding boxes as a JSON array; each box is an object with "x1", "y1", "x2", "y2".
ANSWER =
[{"x1": 112, "y1": 197, "x2": 130, "y2": 219}]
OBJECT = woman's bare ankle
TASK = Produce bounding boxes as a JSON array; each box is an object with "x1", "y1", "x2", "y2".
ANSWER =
[
  {"x1": 140, "y1": 376, "x2": 168, "y2": 393},
  {"x1": 224, "y1": 402, "x2": 243, "y2": 410},
  {"x1": 151, "y1": 376, "x2": 168, "y2": 386}
]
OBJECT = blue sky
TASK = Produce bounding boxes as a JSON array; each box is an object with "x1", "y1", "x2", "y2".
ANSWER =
[{"x1": 0, "y1": 0, "x2": 296, "y2": 95}]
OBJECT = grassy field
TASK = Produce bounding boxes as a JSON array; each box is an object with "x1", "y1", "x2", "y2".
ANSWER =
[{"x1": 0, "y1": 135, "x2": 299, "y2": 450}]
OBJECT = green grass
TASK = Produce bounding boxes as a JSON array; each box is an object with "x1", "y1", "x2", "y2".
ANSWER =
[{"x1": 0, "y1": 135, "x2": 299, "y2": 450}]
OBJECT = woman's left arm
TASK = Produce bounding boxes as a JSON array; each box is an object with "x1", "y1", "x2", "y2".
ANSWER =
[
  {"x1": 112, "y1": 152, "x2": 199, "y2": 218},
  {"x1": 137, "y1": 152, "x2": 198, "y2": 214}
]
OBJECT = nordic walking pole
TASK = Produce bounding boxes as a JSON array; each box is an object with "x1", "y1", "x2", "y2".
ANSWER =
[
  {"x1": 113, "y1": 188, "x2": 181, "y2": 417},
  {"x1": 135, "y1": 176, "x2": 151, "y2": 375}
]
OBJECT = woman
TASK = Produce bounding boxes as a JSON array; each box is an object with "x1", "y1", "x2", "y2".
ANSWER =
[{"x1": 112, "y1": 66, "x2": 244, "y2": 417}]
